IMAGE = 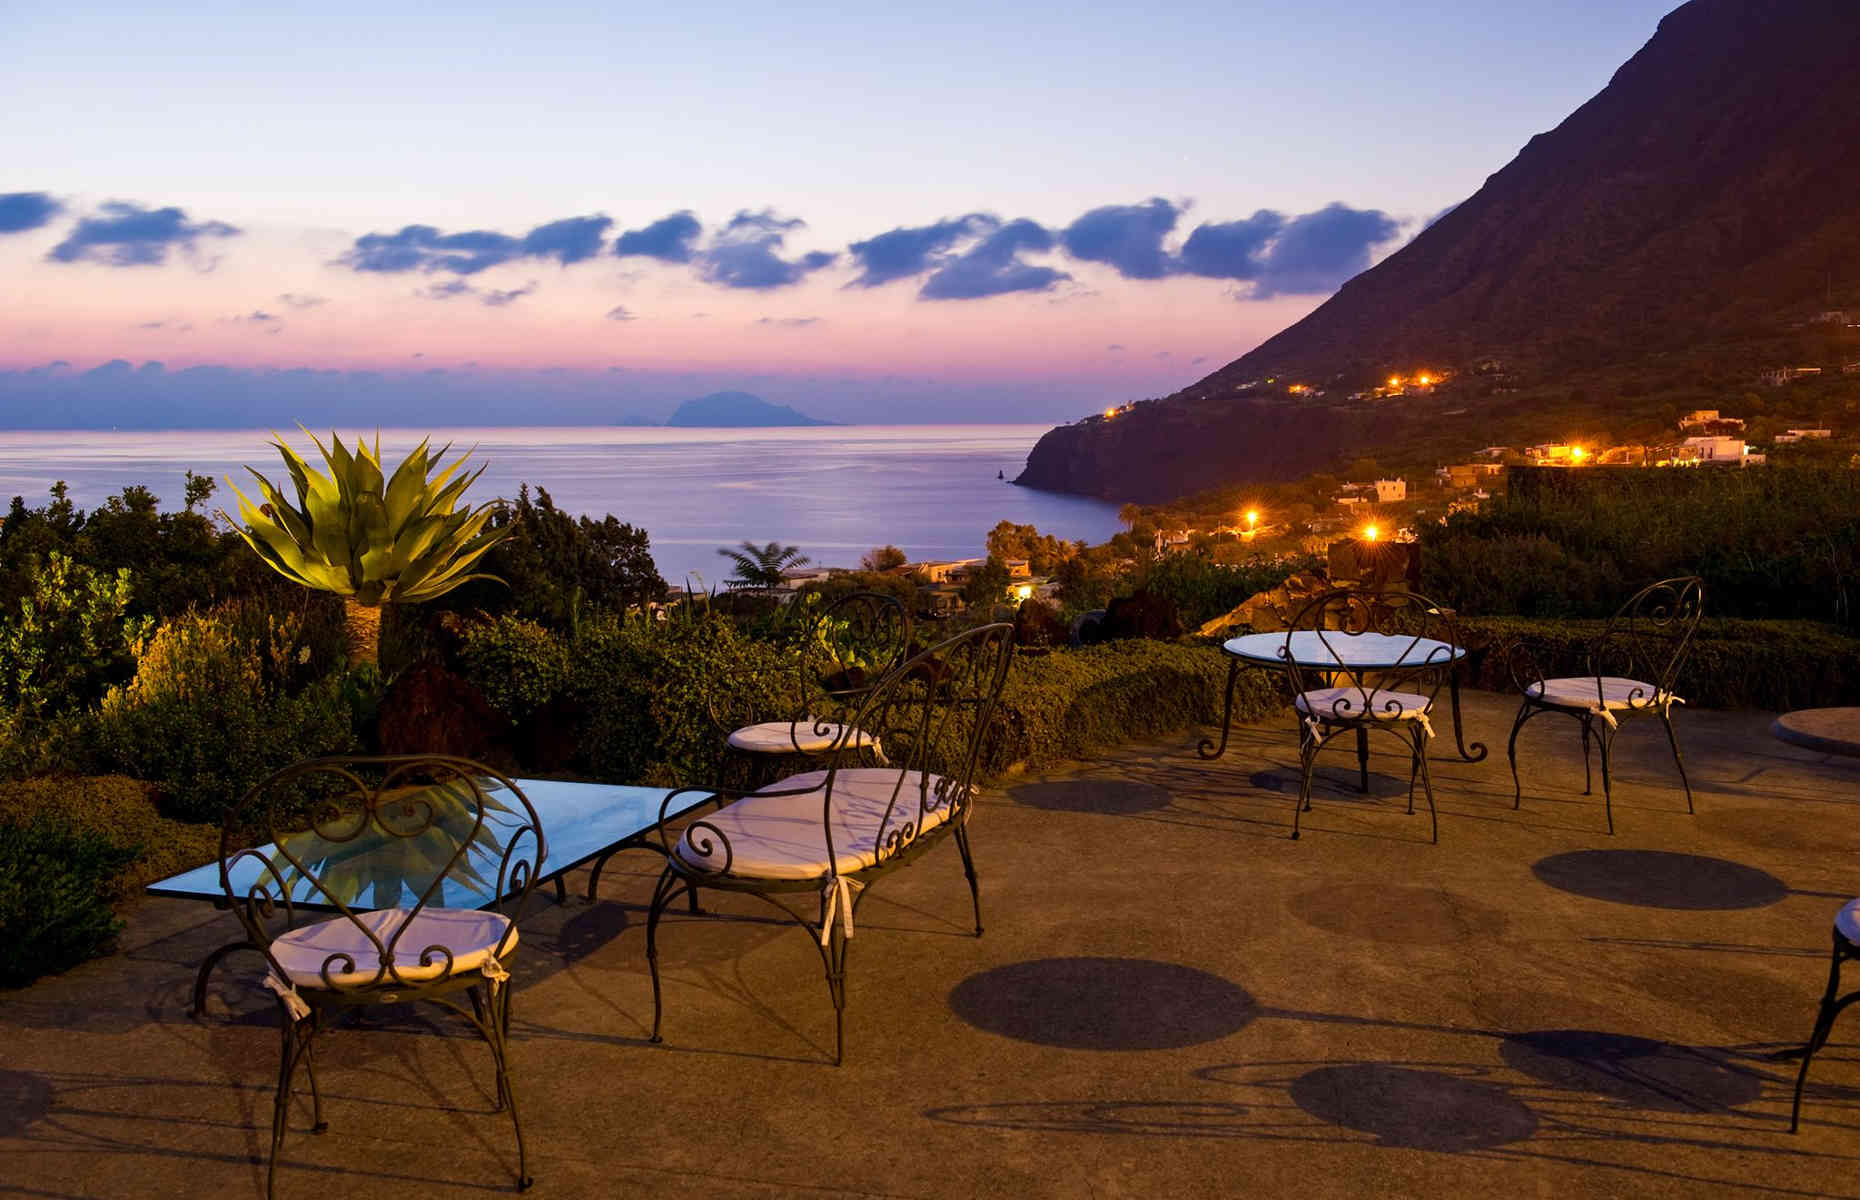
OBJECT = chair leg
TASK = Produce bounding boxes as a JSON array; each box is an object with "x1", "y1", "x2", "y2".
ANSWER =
[
  {"x1": 1580, "y1": 717, "x2": 1594, "y2": 796},
  {"x1": 1405, "y1": 738, "x2": 1419, "y2": 816},
  {"x1": 1660, "y1": 708, "x2": 1695, "y2": 814},
  {"x1": 953, "y1": 823, "x2": 983, "y2": 936},
  {"x1": 267, "y1": 1010, "x2": 308, "y2": 1200},
  {"x1": 1596, "y1": 724, "x2": 1617, "y2": 836},
  {"x1": 823, "y1": 921, "x2": 850, "y2": 1067},
  {"x1": 1293, "y1": 736, "x2": 1319, "y2": 840},
  {"x1": 491, "y1": 984, "x2": 533, "y2": 1190},
  {"x1": 1355, "y1": 725, "x2": 1370, "y2": 793},
  {"x1": 302, "y1": 1010, "x2": 326, "y2": 1135},
  {"x1": 1506, "y1": 702, "x2": 1532, "y2": 811},
  {"x1": 645, "y1": 865, "x2": 679, "y2": 1045},
  {"x1": 1413, "y1": 728, "x2": 1439, "y2": 845},
  {"x1": 1792, "y1": 933, "x2": 1848, "y2": 1133}
]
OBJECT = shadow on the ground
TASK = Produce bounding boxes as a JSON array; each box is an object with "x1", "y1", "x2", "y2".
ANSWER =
[
  {"x1": 947, "y1": 957, "x2": 1257, "y2": 1050},
  {"x1": 1532, "y1": 850, "x2": 1788, "y2": 910},
  {"x1": 1289, "y1": 1063, "x2": 1539, "y2": 1150},
  {"x1": 1499, "y1": 1029, "x2": 1767, "y2": 1112}
]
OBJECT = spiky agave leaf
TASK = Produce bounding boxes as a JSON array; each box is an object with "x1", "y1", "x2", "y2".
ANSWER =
[{"x1": 222, "y1": 431, "x2": 510, "y2": 606}]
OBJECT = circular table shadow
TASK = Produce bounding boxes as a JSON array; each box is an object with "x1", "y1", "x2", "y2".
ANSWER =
[
  {"x1": 949, "y1": 957, "x2": 1256, "y2": 1051},
  {"x1": 1009, "y1": 780, "x2": 1173, "y2": 815},
  {"x1": 1500, "y1": 1030, "x2": 1765, "y2": 1112},
  {"x1": 1290, "y1": 1065, "x2": 1537, "y2": 1151},
  {"x1": 1531, "y1": 850, "x2": 1787, "y2": 910},
  {"x1": 1288, "y1": 884, "x2": 1509, "y2": 945},
  {"x1": 0, "y1": 1070, "x2": 54, "y2": 1137}
]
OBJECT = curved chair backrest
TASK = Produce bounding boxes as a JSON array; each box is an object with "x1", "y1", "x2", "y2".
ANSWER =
[
  {"x1": 218, "y1": 755, "x2": 544, "y2": 994},
  {"x1": 820, "y1": 621, "x2": 1014, "y2": 870},
  {"x1": 1282, "y1": 588, "x2": 1461, "y2": 722},
  {"x1": 1588, "y1": 576, "x2": 1704, "y2": 699}
]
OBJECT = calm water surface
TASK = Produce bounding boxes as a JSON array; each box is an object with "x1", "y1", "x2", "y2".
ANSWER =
[{"x1": 0, "y1": 426, "x2": 1119, "y2": 584}]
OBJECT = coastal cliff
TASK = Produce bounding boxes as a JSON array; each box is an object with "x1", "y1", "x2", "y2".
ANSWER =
[{"x1": 1019, "y1": 0, "x2": 1860, "y2": 501}]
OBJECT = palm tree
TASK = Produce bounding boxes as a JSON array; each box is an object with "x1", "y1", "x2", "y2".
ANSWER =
[
  {"x1": 717, "y1": 540, "x2": 809, "y2": 591},
  {"x1": 223, "y1": 430, "x2": 509, "y2": 667}
]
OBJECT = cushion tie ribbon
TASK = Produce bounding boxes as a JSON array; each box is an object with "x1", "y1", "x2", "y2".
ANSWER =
[
  {"x1": 264, "y1": 972, "x2": 311, "y2": 1022},
  {"x1": 820, "y1": 875, "x2": 865, "y2": 946},
  {"x1": 481, "y1": 955, "x2": 510, "y2": 993}
]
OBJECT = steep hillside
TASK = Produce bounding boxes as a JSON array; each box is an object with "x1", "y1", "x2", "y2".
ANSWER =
[{"x1": 1020, "y1": 0, "x2": 1860, "y2": 501}]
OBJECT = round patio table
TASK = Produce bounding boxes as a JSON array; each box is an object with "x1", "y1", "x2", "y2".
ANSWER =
[
  {"x1": 1198, "y1": 630, "x2": 1488, "y2": 783},
  {"x1": 1771, "y1": 708, "x2": 1860, "y2": 758}
]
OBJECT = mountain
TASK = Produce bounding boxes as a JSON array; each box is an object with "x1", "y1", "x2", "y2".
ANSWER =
[
  {"x1": 1018, "y1": 0, "x2": 1860, "y2": 502},
  {"x1": 665, "y1": 391, "x2": 834, "y2": 427}
]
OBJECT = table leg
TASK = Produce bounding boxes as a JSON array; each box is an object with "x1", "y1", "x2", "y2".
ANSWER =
[
  {"x1": 1355, "y1": 726, "x2": 1370, "y2": 792},
  {"x1": 1197, "y1": 659, "x2": 1241, "y2": 760},
  {"x1": 1447, "y1": 669, "x2": 1489, "y2": 763},
  {"x1": 191, "y1": 940, "x2": 265, "y2": 1018}
]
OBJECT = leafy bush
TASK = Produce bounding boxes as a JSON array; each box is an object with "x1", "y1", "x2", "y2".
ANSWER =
[
  {"x1": 1422, "y1": 467, "x2": 1860, "y2": 626},
  {"x1": 86, "y1": 611, "x2": 361, "y2": 822},
  {"x1": 457, "y1": 616, "x2": 572, "y2": 718},
  {"x1": 1457, "y1": 616, "x2": 1860, "y2": 710},
  {"x1": 980, "y1": 640, "x2": 1281, "y2": 775},
  {"x1": 0, "y1": 821, "x2": 138, "y2": 987},
  {"x1": 1140, "y1": 553, "x2": 1318, "y2": 630},
  {"x1": 0, "y1": 775, "x2": 220, "y2": 987},
  {"x1": 0, "y1": 552, "x2": 150, "y2": 721}
]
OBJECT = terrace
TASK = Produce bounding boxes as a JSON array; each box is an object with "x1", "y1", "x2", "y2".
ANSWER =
[{"x1": 5, "y1": 688, "x2": 1859, "y2": 1197}]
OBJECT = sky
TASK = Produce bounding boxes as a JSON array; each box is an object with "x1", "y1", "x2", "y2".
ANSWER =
[{"x1": 0, "y1": 0, "x2": 1681, "y2": 425}]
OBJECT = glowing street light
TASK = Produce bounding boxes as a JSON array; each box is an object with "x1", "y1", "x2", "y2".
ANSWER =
[
  {"x1": 1570, "y1": 446, "x2": 1587, "y2": 464},
  {"x1": 1416, "y1": 373, "x2": 1434, "y2": 386},
  {"x1": 1013, "y1": 583, "x2": 1035, "y2": 602},
  {"x1": 1103, "y1": 408, "x2": 1116, "y2": 419},
  {"x1": 1387, "y1": 375, "x2": 1403, "y2": 389},
  {"x1": 1245, "y1": 509, "x2": 1259, "y2": 530},
  {"x1": 1362, "y1": 523, "x2": 1380, "y2": 542}
]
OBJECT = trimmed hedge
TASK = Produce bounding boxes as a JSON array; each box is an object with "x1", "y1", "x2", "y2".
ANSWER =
[
  {"x1": 982, "y1": 640, "x2": 1281, "y2": 776},
  {"x1": 1456, "y1": 617, "x2": 1860, "y2": 711},
  {"x1": 0, "y1": 775, "x2": 219, "y2": 987}
]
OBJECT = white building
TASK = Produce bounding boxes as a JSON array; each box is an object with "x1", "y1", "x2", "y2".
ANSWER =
[
  {"x1": 1775, "y1": 427, "x2": 1834, "y2": 443},
  {"x1": 1683, "y1": 435, "x2": 1764, "y2": 466},
  {"x1": 1374, "y1": 478, "x2": 1407, "y2": 503}
]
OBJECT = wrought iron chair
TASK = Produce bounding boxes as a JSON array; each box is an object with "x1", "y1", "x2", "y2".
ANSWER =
[
  {"x1": 715, "y1": 590, "x2": 913, "y2": 777},
  {"x1": 1788, "y1": 900, "x2": 1860, "y2": 1132},
  {"x1": 1281, "y1": 588, "x2": 1462, "y2": 843},
  {"x1": 217, "y1": 756, "x2": 545, "y2": 1197},
  {"x1": 1504, "y1": 576, "x2": 1702, "y2": 834},
  {"x1": 648, "y1": 621, "x2": 1014, "y2": 1064}
]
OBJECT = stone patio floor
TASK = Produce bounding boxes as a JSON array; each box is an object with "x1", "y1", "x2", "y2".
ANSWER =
[{"x1": 6, "y1": 688, "x2": 1860, "y2": 1198}]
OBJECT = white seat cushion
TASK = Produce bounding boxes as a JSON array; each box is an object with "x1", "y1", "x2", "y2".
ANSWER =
[
  {"x1": 675, "y1": 768, "x2": 959, "y2": 880},
  {"x1": 270, "y1": 906, "x2": 515, "y2": 989},
  {"x1": 1295, "y1": 686, "x2": 1434, "y2": 723},
  {"x1": 1836, "y1": 899, "x2": 1860, "y2": 945},
  {"x1": 727, "y1": 719, "x2": 880, "y2": 755},
  {"x1": 1527, "y1": 676, "x2": 1678, "y2": 712}
]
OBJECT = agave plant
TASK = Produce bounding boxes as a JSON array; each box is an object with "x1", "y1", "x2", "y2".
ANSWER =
[{"x1": 224, "y1": 430, "x2": 508, "y2": 666}]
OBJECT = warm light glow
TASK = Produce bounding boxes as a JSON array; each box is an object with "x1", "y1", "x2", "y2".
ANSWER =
[
  {"x1": 1387, "y1": 375, "x2": 1402, "y2": 389},
  {"x1": 1245, "y1": 509, "x2": 1259, "y2": 528},
  {"x1": 1416, "y1": 373, "x2": 1433, "y2": 386},
  {"x1": 1104, "y1": 408, "x2": 1116, "y2": 419},
  {"x1": 1013, "y1": 584, "x2": 1034, "y2": 601},
  {"x1": 1363, "y1": 524, "x2": 1379, "y2": 542},
  {"x1": 1571, "y1": 446, "x2": 1587, "y2": 462}
]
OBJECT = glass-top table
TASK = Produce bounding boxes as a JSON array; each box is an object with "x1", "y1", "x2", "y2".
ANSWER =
[
  {"x1": 1198, "y1": 629, "x2": 1487, "y2": 776},
  {"x1": 148, "y1": 778, "x2": 711, "y2": 1014}
]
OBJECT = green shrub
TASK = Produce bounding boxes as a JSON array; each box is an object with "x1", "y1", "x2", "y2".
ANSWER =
[
  {"x1": 86, "y1": 611, "x2": 360, "y2": 822},
  {"x1": 1140, "y1": 553, "x2": 1319, "y2": 630},
  {"x1": 457, "y1": 615, "x2": 573, "y2": 718},
  {"x1": 0, "y1": 821, "x2": 137, "y2": 987},
  {"x1": 0, "y1": 552, "x2": 150, "y2": 721},
  {"x1": 0, "y1": 775, "x2": 221, "y2": 987},
  {"x1": 980, "y1": 640, "x2": 1281, "y2": 775},
  {"x1": 1421, "y1": 468, "x2": 1860, "y2": 626},
  {"x1": 1456, "y1": 617, "x2": 1860, "y2": 710}
]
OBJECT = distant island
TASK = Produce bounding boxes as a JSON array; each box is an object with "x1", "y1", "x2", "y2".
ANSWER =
[{"x1": 665, "y1": 391, "x2": 835, "y2": 428}]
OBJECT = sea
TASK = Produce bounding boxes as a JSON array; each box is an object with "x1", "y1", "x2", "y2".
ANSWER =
[{"x1": 0, "y1": 425, "x2": 1122, "y2": 586}]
